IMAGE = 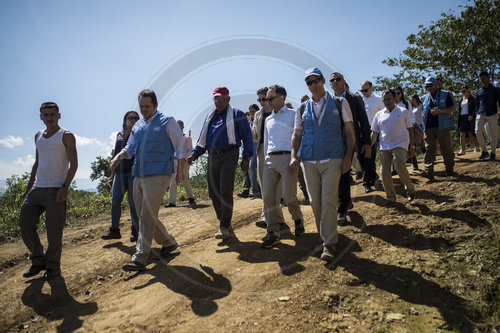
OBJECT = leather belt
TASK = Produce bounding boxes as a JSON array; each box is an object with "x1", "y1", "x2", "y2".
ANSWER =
[
  {"x1": 210, "y1": 145, "x2": 238, "y2": 155},
  {"x1": 268, "y1": 151, "x2": 291, "y2": 155}
]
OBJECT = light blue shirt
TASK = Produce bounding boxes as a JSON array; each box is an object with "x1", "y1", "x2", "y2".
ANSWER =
[{"x1": 263, "y1": 105, "x2": 296, "y2": 156}]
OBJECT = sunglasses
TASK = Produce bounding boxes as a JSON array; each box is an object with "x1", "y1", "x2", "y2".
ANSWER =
[
  {"x1": 395, "y1": 92, "x2": 402, "y2": 95},
  {"x1": 329, "y1": 77, "x2": 342, "y2": 83},
  {"x1": 127, "y1": 116, "x2": 139, "y2": 121},
  {"x1": 267, "y1": 96, "x2": 279, "y2": 102},
  {"x1": 360, "y1": 88, "x2": 369, "y2": 93},
  {"x1": 383, "y1": 98, "x2": 393, "y2": 103},
  {"x1": 257, "y1": 98, "x2": 269, "y2": 102},
  {"x1": 425, "y1": 84, "x2": 433, "y2": 88},
  {"x1": 306, "y1": 78, "x2": 322, "y2": 86}
]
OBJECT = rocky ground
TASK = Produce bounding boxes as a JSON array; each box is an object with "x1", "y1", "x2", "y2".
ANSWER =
[{"x1": 0, "y1": 151, "x2": 499, "y2": 332}]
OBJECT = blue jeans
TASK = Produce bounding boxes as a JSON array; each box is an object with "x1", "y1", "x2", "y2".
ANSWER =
[
  {"x1": 111, "y1": 172, "x2": 138, "y2": 229},
  {"x1": 248, "y1": 153, "x2": 259, "y2": 191}
]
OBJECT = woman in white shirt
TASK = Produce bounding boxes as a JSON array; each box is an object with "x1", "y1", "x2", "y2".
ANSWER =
[{"x1": 457, "y1": 85, "x2": 480, "y2": 155}]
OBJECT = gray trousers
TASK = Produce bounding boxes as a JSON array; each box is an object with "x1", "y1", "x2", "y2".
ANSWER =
[
  {"x1": 257, "y1": 146, "x2": 284, "y2": 223},
  {"x1": 208, "y1": 148, "x2": 239, "y2": 228},
  {"x1": 19, "y1": 187, "x2": 66, "y2": 269}
]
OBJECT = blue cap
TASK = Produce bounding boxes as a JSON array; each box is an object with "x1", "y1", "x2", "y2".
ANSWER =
[
  {"x1": 424, "y1": 77, "x2": 436, "y2": 85},
  {"x1": 305, "y1": 67, "x2": 323, "y2": 80}
]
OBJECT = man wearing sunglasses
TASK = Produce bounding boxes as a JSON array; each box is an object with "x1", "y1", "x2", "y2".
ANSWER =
[
  {"x1": 110, "y1": 89, "x2": 185, "y2": 272},
  {"x1": 475, "y1": 71, "x2": 500, "y2": 161},
  {"x1": 260, "y1": 85, "x2": 304, "y2": 248},
  {"x1": 421, "y1": 77, "x2": 455, "y2": 180},
  {"x1": 188, "y1": 87, "x2": 253, "y2": 240},
  {"x1": 291, "y1": 67, "x2": 355, "y2": 261},
  {"x1": 359, "y1": 80, "x2": 384, "y2": 193},
  {"x1": 252, "y1": 87, "x2": 285, "y2": 229},
  {"x1": 330, "y1": 72, "x2": 371, "y2": 223}
]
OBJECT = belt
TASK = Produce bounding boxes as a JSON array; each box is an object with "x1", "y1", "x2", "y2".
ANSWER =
[
  {"x1": 268, "y1": 151, "x2": 291, "y2": 155},
  {"x1": 210, "y1": 145, "x2": 238, "y2": 155}
]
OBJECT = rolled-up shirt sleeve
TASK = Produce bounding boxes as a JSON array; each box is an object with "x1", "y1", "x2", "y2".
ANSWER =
[
  {"x1": 167, "y1": 118, "x2": 186, "y2": 159},
  {"x1": 122, "y1": 132, "x2": 135, "y2": 159}
]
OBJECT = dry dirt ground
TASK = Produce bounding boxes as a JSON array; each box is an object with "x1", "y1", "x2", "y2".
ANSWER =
[{"x1": 1, "y1": 151, "x2": 499, "y2": 332}]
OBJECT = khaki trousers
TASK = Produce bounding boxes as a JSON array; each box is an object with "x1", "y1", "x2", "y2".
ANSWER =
[
  {"x1": 424, "y1": 127, "x2": 455, "y2": 173},
  {"x1": 262, "y1": 154, "x2": 303, "y2": 235},
  {"x1": 132, "y1": 175, "x2": 177, "y2": 265},
  {"x1": 302, "y1": 159, "x2": 343, "y2": 246},
  {"x1": 168, "y1": 160, "x2": 194, "y2": 204},
  {"x1": 379, "y1": 148, "x2": 415, "y2": 202},
  {"x1": 257, "y1": 145, "x2": 283, "y2": 223}
]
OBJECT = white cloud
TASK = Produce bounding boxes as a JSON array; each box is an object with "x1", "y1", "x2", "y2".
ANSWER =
[
  {"x1": 14, "y1": 154, "x2": 35, "y2": 168},
  {"x1": 74, "y1": 134, "x2": 112, "y2": 152},
  {"x1": 0, "y1": 159, "x2": 31, "y2": 179},
  {"x1": 0, "y1": 135, "x2": 24, "y2": 148},
  {"x1": 109, "y1": 131, "x2": 118, "y2": 149}
]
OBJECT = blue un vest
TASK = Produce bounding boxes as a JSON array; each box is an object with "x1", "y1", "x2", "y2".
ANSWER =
[
  {"x1": 132, "y1": 112, "x2": 175, "y2": 178},
  {"x1": 301, "y1": 94, "x2": 345, "y2": 161},
  {"x1": 422, "y1": 89, "x2": 455, "y2": 131}
]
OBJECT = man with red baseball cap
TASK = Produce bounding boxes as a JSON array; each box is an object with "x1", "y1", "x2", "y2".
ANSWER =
[{"x1": 188, "y1": 87, "x2": 253, "y2": 239}]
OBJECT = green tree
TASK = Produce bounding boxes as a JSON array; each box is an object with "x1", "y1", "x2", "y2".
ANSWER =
[
  {"x1": 90, "y1": 151, "x2": 113, "y2": 195},
  {"x1": 374, "y1": 0, "x2": 500, "y2": 96}
]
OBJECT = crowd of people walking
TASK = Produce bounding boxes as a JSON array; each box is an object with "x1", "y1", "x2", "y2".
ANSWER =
[{"x1": 18, "y1": 69, "x2": 499, "y2": 278}]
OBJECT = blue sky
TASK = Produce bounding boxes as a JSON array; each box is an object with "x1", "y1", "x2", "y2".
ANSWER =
[{"x1": 0, "y1": 0, "x2": 468, "y2": 187}]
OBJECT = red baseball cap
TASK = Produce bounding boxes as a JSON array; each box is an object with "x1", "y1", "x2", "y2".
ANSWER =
[{"x1": 213, "y1": 86, "x2": 229, "y2": 97}]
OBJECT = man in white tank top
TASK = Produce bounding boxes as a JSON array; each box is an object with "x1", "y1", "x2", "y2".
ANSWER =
[{"x1": 19, "y1": 102, "x2": 78, "y2": 281}]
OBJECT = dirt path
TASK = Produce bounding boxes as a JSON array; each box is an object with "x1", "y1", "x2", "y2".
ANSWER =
[{"x1": 1, "y1": 152, "x2": 499, "y2": 332}]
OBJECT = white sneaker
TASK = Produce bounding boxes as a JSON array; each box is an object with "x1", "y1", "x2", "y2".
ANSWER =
[
  {"x1": 474, "y1": 147, "x2": 481, "y2": 153},
  {"x1": 457, "y1": 149, "x2": 465, "y2": 155}
]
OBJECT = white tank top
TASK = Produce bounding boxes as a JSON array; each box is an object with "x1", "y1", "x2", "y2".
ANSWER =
[{"x1": 34, "y1": 128, "x2": 70, "y2": 188}]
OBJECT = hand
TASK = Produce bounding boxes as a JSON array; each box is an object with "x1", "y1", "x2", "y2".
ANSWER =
[
  {"x1": 468, "y1": 115, "x2": 473, "y2": 122},
  {"x1": 361, "y1": 144, "x2": 371, "y2": 159},
  {"x1": 109, "y1": 157, "x2": 121, "y2": 173},
  {"x1": 240, "y1": 158, "x2": 249, "y2": 172},
  {"x1": 289, "y1": 156, "x2": 300, "y2": 172},
  {"x1": 408, "y1": 147, "x2": 415, "y2": 158},
  {"x1": 431, "y1": 107, "x2": 439, "y2": 115},
  {"x1": 56, "y1": 187, "x2": 68, "y2": 203},
  {"x1": 186, "y1": 156, "x2": 195, "y2": 166},
  {"x1": 341, "y1": 157, "x2": 352, "y2": 175}
]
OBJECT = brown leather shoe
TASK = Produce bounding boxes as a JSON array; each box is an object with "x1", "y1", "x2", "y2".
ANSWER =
[{"x1": 101, "y1": 227, "x2": 121, "y2": 240}]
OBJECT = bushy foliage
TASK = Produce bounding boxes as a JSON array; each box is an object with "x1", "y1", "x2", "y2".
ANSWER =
[
  {"x1": 0, "y1": 173, "x2": 111, "y2": 241},
  {"x1": 90, "y1": 151, "x2": 113, "y2": 195}
]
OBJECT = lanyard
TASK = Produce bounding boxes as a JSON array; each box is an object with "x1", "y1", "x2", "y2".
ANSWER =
[{"x1": 430, "y1": 90, "x2": 440, "y2": 106}]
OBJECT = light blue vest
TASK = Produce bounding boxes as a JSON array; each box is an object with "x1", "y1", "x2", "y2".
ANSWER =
[
  {"x1": 132, "y1": 112, "x2": 175, "y2": 178},
  {"x1": 301, "y1": 94, "x2": 345, "y2": 161},
  {"x1": 422, "y1": 89, "x2": 455, "y2": 131}
]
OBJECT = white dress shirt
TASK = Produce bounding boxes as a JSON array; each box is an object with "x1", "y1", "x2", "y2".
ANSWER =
[
  {"x1": 362, "y1": 92, "x2": 385, "y2": 126},
  {"x1": 264, "y1": 105, "x2": 295, "y2": 156}
]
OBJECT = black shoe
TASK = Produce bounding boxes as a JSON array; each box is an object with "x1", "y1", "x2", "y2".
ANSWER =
[
  {"x1": 188, "y1": 198, "x2": 196, "y2": 204},
  {"x1": 444, "y1": 170, "x2": 455, "y2": 177},
  {"x1": 159, "y1": 243, "x2": 179, "y2": 257},
  {"x1": 101, "y1": 227, "x2": 121, "y2": 240},
  {"x1": 489, "y1": 153, "x2": 496, "y2": 161},
  {"x1": 23, "y1": 264, "x2": 46, "y2": 278},
  {"x1": 122, "y1": 261, "x2": 146, "y2": 272},
  {"x1": 337, "y1": 211, "x2": 348, "y2": 226},
  {"x1": 364, "y1": 185, "x2": 374, "y2": 193},
  {"x1": 420, "y1": 170, "x2": 434, "y2": 180},
  {"x1": 42, "y1": 268, "x2": 61, "y2": 281},
  {"x1": 130, "y1": 226, "x2": 138, "y2": 242},
  {"x1": 479, "y1": 151, "x2": 489, "y2": 160},
  {"x1": 261, "y1": 232, "x2": 280, "y2": 249},
  {"x1": 294, "y1": 219, "x2": 305, "y2": 237},
  {"x1": 355, "y1": 172, "x2": 363, "y2": 180},
  {"x1": 237, "y1": 191, "x2": 249, "y2": 198},
  {"x1": 164, "y1": 203, "x2": 176, "y2": 208},
  {"x1": 255, "y1": 220, "x2": 267, "y2": 229}
]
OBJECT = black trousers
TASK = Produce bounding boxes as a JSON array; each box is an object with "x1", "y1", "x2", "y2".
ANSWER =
[{"x1": 207, "y1": 149, "x2": 239, "y2": 228}]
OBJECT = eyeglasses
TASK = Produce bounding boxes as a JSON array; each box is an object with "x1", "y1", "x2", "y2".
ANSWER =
[
  {"x1": 360, "y1": 88, "x2": 369, "y2": 93},
  {"x1": 127, "y1": 116, "x2": 139, "y2": 121},
  {"x1": 395, "y1": 92, "x2": 402, "y2": 95},
  {"x1": 257, "y1": 98, "x2": 269, "y2": 102},
  {"x1": 329, "y1": 77, "x2": 342, "y2": 83},
  {"x1": 425, "y1": 84, "x2": 433, "y2": 89},
  {"x1": 306, "y1": 78, "x2": 322, "y2": 86},
  {"x1": 383, "y1": 98, "x2": 393, "y2": 103},
  {"x1": 267, "y1": 96, "x2": 279, "y2": 102}
]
